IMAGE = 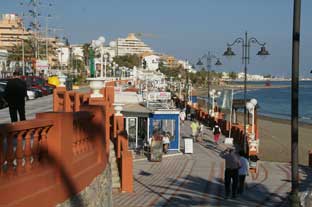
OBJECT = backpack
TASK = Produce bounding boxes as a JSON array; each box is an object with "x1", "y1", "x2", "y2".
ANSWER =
[{"x1": 213, "y1": 126, "x2": 220, "y2": 135}]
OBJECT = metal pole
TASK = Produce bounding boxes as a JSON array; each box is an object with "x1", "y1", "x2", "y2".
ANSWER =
[
  {"x1": 22, "y1": 39, "x2": 25, "y2": 76},
  {"x1": 290, "y1": 0, "x2": 301, "y2": 206},
  {"x1": 100, "y1": 48, "x2": 103, "y2": 78},
  {"x1": 104, "y1": 56, "x2": 107, "y2": 78},
  {"x1": 207, "y1": 52, "x2": 211, "y2": 115},
  {"x1": 243, "y1": 32, "x2": 248, "y2": 153},
  {"x1": 45, "y1": 18, "x2": 49, "y2": 73}
]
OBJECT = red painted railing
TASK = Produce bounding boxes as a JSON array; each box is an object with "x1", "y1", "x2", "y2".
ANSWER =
[
  {"x1": 115, "y1": 115, "x2": 133, "y2": 192},
  {"x1": 0, "y1": 119, "x2": 53, "y2": 177},
  {"x1": 0, "y1": 87, "x2": 117, "y2": 206}
]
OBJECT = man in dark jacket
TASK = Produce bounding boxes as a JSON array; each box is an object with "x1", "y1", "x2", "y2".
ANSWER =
[{"x1": 4, "y1": 72, "x2": 27, "y2": 122}]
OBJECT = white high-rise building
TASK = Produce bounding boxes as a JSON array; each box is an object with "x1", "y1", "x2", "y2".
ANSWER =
[{"x1": 114, "y1": 33, "x2": 153, "y2": 56}]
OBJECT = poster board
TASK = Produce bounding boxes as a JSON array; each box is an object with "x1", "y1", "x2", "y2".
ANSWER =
[{"x1": 184, "y1": 138, "x2": 193, "y2": 154}]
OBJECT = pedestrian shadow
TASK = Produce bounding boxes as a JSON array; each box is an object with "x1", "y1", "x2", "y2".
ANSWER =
[
  {"x1": 296, "y1": 165, "x2": 312, "y2": 205},
  {"x1": 139, "y1": 170, "x2": 152, "y2": 176},
  {"x1": 151, "y1": 175, "x2": 289, "y2": 207}
]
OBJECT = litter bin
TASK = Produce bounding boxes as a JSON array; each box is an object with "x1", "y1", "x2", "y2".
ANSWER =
[
  {"x1": 184, "y1": 137, "x2": 193, "y2": 154},
  {"x1": 149, "y1": 138, "x2": 163, "y2": 162}
]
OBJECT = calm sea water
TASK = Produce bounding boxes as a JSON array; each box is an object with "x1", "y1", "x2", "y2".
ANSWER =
[{"x1": 232, "y1": 81, "x2": 312, "y2": 123}]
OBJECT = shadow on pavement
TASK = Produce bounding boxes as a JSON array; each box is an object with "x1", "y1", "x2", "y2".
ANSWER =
[{"x1": 151, "y1": 173, "x2": 290, "y2": 207}]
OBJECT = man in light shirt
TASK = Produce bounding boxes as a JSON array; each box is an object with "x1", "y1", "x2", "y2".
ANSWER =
[
  {"x1": 238, "y1": 150, "x2": 249, "y2": 195},
  {"x1": 220, "y1": 147, "x2": 241, "y2": 199}
]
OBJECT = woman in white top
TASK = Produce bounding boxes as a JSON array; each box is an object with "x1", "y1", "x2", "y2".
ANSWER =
[
  {"x1": 162, "y1": 132, "x2": 170, "y2": 154},
  {"x1": 180, "y1": 110, "x2": 186, "y2": 124},
  {"x1": 238, "y1": 150, "x2": 249, "y2": 194}
]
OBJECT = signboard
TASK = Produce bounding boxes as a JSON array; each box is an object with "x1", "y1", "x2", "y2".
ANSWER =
[
  {"x1": 147, "y1": 92, "x2": 171, "y2": 101},
  {"x1": 184, "y1": 138, "x2": 193, "y2": 154},
  {"x1": 36, "y1": 60, "x2": 49, "y2": 74}
]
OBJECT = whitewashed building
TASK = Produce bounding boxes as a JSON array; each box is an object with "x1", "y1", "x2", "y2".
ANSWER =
[
  {"x1": 71, "y1": 45, "x2": 84, "y2": 60},
  {"x1": 142, "y1": 55, "x2": 160, "y2": 71},
  {"x1": 56, "y1": 46, "x2": 70, "y2": 67},
  {"x1": 178, "y1": 59, "x2": 196, "y2": 73},
  {"x1": 0, "y1": 49, "x2": 8, "y2": 72}
]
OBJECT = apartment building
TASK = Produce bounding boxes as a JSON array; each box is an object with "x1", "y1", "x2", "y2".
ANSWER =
[
  {"x1": 114, "y1": 33, "x2": 153, "y2": 56},
  {"x1": 0, "y1": 14, "x2": 31, "y2": 50}
]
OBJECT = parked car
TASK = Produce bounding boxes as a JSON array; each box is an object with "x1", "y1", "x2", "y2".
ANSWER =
[
  {"x1": 29, "y1": 87, "x2": 43, "y2": 98},
  {"x1": 26, "y1": 90, "x2": 36, "y2": 100},
  {"x1": 0, "y1": 80, "x2": 36, "y2": 101},
  {"x1": 20, "y1": 76, "x2": 53, "y2": 96},
  {"x1": 42, "y1": 85, "x2": 53, "y2": 94}
]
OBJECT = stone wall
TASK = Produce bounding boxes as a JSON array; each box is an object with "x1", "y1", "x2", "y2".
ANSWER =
[{"x1": 56, "y1": 164, "x2": 112, "y2": 207}]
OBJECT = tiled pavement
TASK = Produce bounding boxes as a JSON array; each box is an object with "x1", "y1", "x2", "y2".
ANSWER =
[{"x1": 113, "y1": 120, "x2": 312, "y2": 207}]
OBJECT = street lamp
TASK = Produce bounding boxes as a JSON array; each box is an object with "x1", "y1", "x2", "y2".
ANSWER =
[
  {"x1": 246, "y1": 98, "x2": 257, "y2": 139},
  {"x1": 223, "y1": 32, "x2": 269, "y2": 153},
  {"x1": 103, "y1": 54, "x2": 108, "y2": 78},
  {"x1": 91, "y1": 36, "x2": 106, "y2": 78},
  {"x1": 196, "y1": 52, "x2": 222, "y2": 114},
  {"x1": 12, "y1": 35, "x2": 25, "y2": 75},
  {"x1": 209, "y1": 89, "x2": 222, "y2": 116}
]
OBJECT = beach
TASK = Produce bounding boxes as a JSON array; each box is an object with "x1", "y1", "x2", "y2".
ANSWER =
[{"x1": 257, "y1": 115, "x2": 312, "y2": 166}]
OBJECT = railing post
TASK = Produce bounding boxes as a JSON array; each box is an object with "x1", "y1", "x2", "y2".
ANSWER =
[
  {"x1": 116, "y1": 115, "x2": 124, "y2": 159},
  {"x1": 121, "y1": 150, "x2": 133, "y2": 192},
  {"x1": 64, "y1": 91, "x2": 71, "y2": 112},
  {"x1": 53, "y1": 87, "x2": 66, "y2": 112},
  {"x1": 74, "y1": 92, "x2": 80, "y2": 112},
  {"x1": 36, "y1": 112, "x2": 74, "y2": 181}
]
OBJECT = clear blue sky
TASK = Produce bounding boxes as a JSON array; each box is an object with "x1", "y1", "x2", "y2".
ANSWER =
[{"x1": 1, "y1": 0, "x2": 312, "y2": 77}]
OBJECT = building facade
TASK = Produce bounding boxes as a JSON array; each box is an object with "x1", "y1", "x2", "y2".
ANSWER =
[
  {"x1": 0, "y1": 14, "x2": 31, "y2": 50},
  {"x1": 142, "y1": 55, "x2": 160, "y2": 71},
  {"x1": 0, "y1": 49, "x2": 8, "y2": 72},
  {"x1": 114, "y1": 33, "x2": 153, "y2": 56}
]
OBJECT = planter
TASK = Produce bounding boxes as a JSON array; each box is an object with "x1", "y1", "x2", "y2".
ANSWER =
[
  {"x1": 58, "y1": 74, "x2": 67, "y2": 87},
  {"x1": 87, "y1": 77, "x2": 106, "y2": 98},
  {"x1": 113, "y1": 103, "x2": 124, "y2": 116}
]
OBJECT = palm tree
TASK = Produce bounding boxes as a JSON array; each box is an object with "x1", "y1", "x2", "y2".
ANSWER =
[{"x1": 82, "y1": 43, "x2": 90, "y2": 66}]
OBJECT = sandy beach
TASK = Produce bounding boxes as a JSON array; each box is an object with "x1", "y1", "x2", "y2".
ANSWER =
[
  {"x1": 195, "y1": 86, "x2": 312, "y2": 166},
  {"x1": 257, "y1": 115, "x2": 312, "y2": 166}
]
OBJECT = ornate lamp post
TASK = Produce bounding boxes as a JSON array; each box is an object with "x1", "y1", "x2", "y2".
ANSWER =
[
  {"x1": 196, "y1": 52, "x2": 222, "y2": 114},
  {"x1": 210, "y1": 89, "x2": 222, "y2": 116},
  {"x1": 86, "y1": 36, "x2": 106, "y2": 98},
  {"x1": 246, "y1": 98, "x2": 257, "y2": 138},
  {"x1": 223, "y1": 32, "x2": 269, "y2": 153}
]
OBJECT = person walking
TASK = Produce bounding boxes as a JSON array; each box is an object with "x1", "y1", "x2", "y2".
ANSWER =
[
  {"x1": 180, "y1": 110, "x2": 186, "y2": 124},
  {"x1": 220, "y1": 147, "x2": 241, "y2": 199},
  {"x1": 212, "y1": 122, "x2": 221, "y2": 144},
  {"x1": 4, "y1": 72, "x2": 27, "y2": 122},
  {"x1": 238, "y1": 150, "x2": 249, "y2": 195},
  {"x1": 190, "y1": 108, "x2": 196, "y2": 121},
  {"x1": 190, "y1": 120, "x2": 199, "y2": 141},
  {"x1": 197, "y1": 123, "x2": 204, "y2": 142}
]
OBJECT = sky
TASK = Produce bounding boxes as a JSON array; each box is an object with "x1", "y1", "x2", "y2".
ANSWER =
[{"x1": 1, "y1": 0, "x2": 312, "y2": 77}]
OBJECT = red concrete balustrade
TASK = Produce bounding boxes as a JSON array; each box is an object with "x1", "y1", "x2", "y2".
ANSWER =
[{"x1": 0, "y1": 82, "x2": 135, "y2": 206}]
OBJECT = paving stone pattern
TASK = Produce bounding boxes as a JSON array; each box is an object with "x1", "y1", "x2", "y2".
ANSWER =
[
  {"x1": 113, "y1": 120, "x2": 312, "y2": 207},
  {"x1": 0, "y1": 95, "x2": 53, "y2": 124}
]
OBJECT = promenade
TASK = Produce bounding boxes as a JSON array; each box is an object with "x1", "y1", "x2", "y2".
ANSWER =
[
  {"x1": 113, "y1": 120, "x2": 312, "y2": 207},
  {"x1": 0, "y1": 95, "x2": 53, "y2": 124}
]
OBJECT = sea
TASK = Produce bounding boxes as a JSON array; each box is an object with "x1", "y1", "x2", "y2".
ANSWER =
[{"x1": 203, "y1": 81, "x2": 312, "y2": 124}]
